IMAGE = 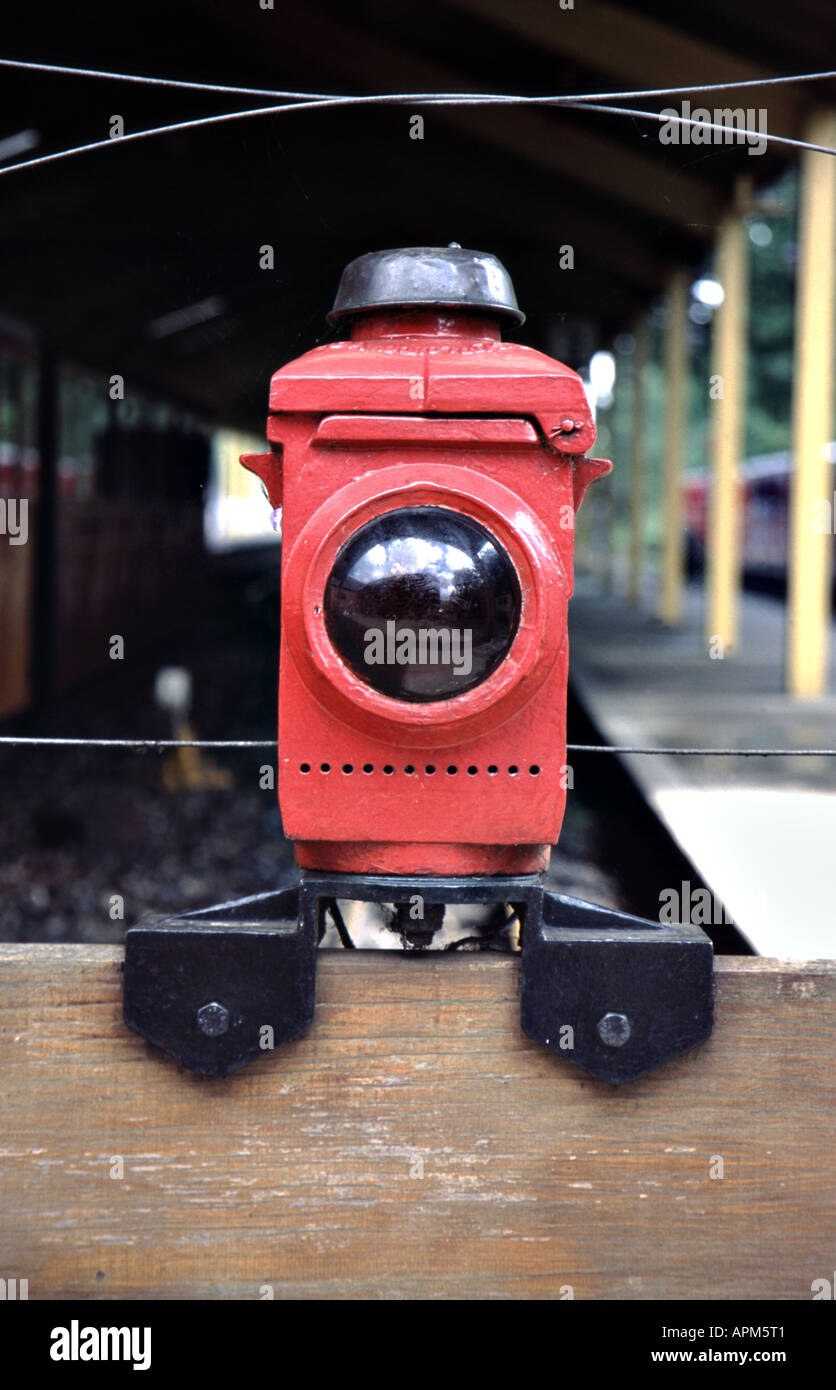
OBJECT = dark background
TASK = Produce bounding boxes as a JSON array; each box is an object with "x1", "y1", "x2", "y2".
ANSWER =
[
  {"x1": 3, "y1": 0, "x2": 832, "y2": 425},
  {"x1": 0, "y1": 0, "x2": 817, "y2": 946}
]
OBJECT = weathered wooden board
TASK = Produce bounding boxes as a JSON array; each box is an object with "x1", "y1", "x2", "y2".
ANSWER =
[{"x1": 0, "y1": 945, "x2": 833, "y2": 1300}]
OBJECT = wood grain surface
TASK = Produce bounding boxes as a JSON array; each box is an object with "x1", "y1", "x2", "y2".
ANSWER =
[{"x1": 0, "y1": 945, "x2": 834, "y2": 1300}]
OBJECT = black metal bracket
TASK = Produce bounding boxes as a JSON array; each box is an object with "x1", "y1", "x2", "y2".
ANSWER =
[
  {"x1": 123, "y1": 884, "x2": 313, "y2": 1077},
  {"x1": 123, "y1": 872, "x2": 713, "y2": 1083},
  {"x1": 520, "y1": 889, "x2": 714, "y2": 1084}
]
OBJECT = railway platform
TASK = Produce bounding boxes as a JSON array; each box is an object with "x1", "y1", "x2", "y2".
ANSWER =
[{"x1": 569, "y1": 575, "x2": 836, "y2": 959}]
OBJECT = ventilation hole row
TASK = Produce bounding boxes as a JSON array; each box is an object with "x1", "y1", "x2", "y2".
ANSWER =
[{"x1": 299, "y1": 762, "x2": 541, "y2": 776}]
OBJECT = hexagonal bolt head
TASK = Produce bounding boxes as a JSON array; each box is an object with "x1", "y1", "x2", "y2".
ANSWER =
[
  {"x1": 196, "y1": 1001, "x2": 231, "y2": 1037},
  {"x1": 596, "y1": 1012, "x2": 632, "y2": 1048}
]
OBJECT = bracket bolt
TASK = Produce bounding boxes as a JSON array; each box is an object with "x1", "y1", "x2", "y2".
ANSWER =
[
  {"x1": 596, "y1": 1012, "x2": 631, "y2": 1048},
  {"x1": 196, "y1": 1001, "x2": 230, "y2": 1037}
]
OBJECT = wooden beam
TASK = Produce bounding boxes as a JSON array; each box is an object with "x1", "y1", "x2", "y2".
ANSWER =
[
  {"x1": 444, "y1": 0, "x2": 797, "y2": 135},
  {"x1": 706, "y1": 194, "x2": 748, "y2": 654},
  {"x1": 0, "y1": 136, "x2": 677, "y2": 296},
  {"x1": 206, "y1": 1, "x2": 719, "y2": 231},
  {"x1": 786, "y1": 110, "x2": 836, "y2": 697},
  {"x1": 659, "y1": 271, "x2": 689, "y2": 626},
  {"x1": 438, "y1": 106, "x2": 716, "y2": 230},
  {"x1": 1, "y1": 944, "x2": 833, "y2": 1299}
]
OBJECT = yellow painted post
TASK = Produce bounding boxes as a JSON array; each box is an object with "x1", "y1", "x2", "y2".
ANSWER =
[
  {"x1": 595, "y1": 404, "x2": 615, "y2": 592},
  {"x1": 660, "y1": 271, "x2": 688, "y2": 625},
  {"x1": 575, "y1": 470, "x2": 591, "y2": 572},
  {"x1": 628, "y1": 319, "x2": 648, "y2": 604},
  {"x1": 604, "y1": 464, "x2": 616, "y2": 591},
  {"x1": 786, "y1": 110, "x2": 836, "y2": 697},
  {"x1": 706, "y1": 196, "x2": 748, "y2": 653}
]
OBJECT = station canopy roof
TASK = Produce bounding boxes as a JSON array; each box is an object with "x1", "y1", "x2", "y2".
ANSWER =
[{"x1": 1, "y1": 0, "x2": 835, "y2": 429}]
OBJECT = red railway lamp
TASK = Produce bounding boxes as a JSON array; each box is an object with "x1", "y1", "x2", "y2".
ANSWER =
[
  {"x1": 240, "y1": 244, "x2": 611, "y2": 878},
  {"x1": 124, "y1": 247, "x2": 713, "y2": 1082}
]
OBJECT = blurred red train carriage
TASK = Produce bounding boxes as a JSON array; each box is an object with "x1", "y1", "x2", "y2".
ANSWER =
[{"x1": 684, "y1": 446, "x2": 836, "y2": 589}]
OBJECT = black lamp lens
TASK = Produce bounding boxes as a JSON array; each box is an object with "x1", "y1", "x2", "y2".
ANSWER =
[{"x1": 323, "y1": 506, "x2": 521, "y2": 702}]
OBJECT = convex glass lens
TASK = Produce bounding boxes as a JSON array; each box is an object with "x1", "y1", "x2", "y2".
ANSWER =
[{"x1": 324, "y1": 506, "x2": 521, "y2": 702}]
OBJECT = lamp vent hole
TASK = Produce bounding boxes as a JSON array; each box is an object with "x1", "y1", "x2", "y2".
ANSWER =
[{"x1": 299, "y1": 760, "x2": 543, "y2": 778}]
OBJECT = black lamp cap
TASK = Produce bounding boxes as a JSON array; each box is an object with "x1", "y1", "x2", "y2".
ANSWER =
[{"x1": 327, "y1": 244, "x2": 525, "y2": 326}]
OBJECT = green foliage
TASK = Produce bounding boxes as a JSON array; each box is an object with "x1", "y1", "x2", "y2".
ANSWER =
[
  {"x1": 745, "y1": 168, "x2": 797, "y2": 457},
  {"x1": 602, "y1": 168, "x2": 801, "y2": 555}
]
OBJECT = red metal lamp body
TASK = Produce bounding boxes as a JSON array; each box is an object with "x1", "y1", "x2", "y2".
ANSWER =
[
  {"x1": 243, "y1": 290, "x2": 610, "y2": 879},
  {"x1": 123, "y1": 253, "x2": 713, "y2": 1087}
]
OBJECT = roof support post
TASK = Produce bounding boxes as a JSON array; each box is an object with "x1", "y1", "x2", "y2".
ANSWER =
[
  {"x1": 628, "y1": 318, "x2": 648, "y2": 605},
  {"x1": 602, "y1": 462, "x2": 616, "y2": 592},
  {"x1": 659, "y1": 271, "x2": 689, "y2": 626},
  {"x1": 706, "y1": 190, "x2": 749, "y2": 654},
  {"x1": 786, "y1": 110, "x2": 836, "y2": 697}
]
